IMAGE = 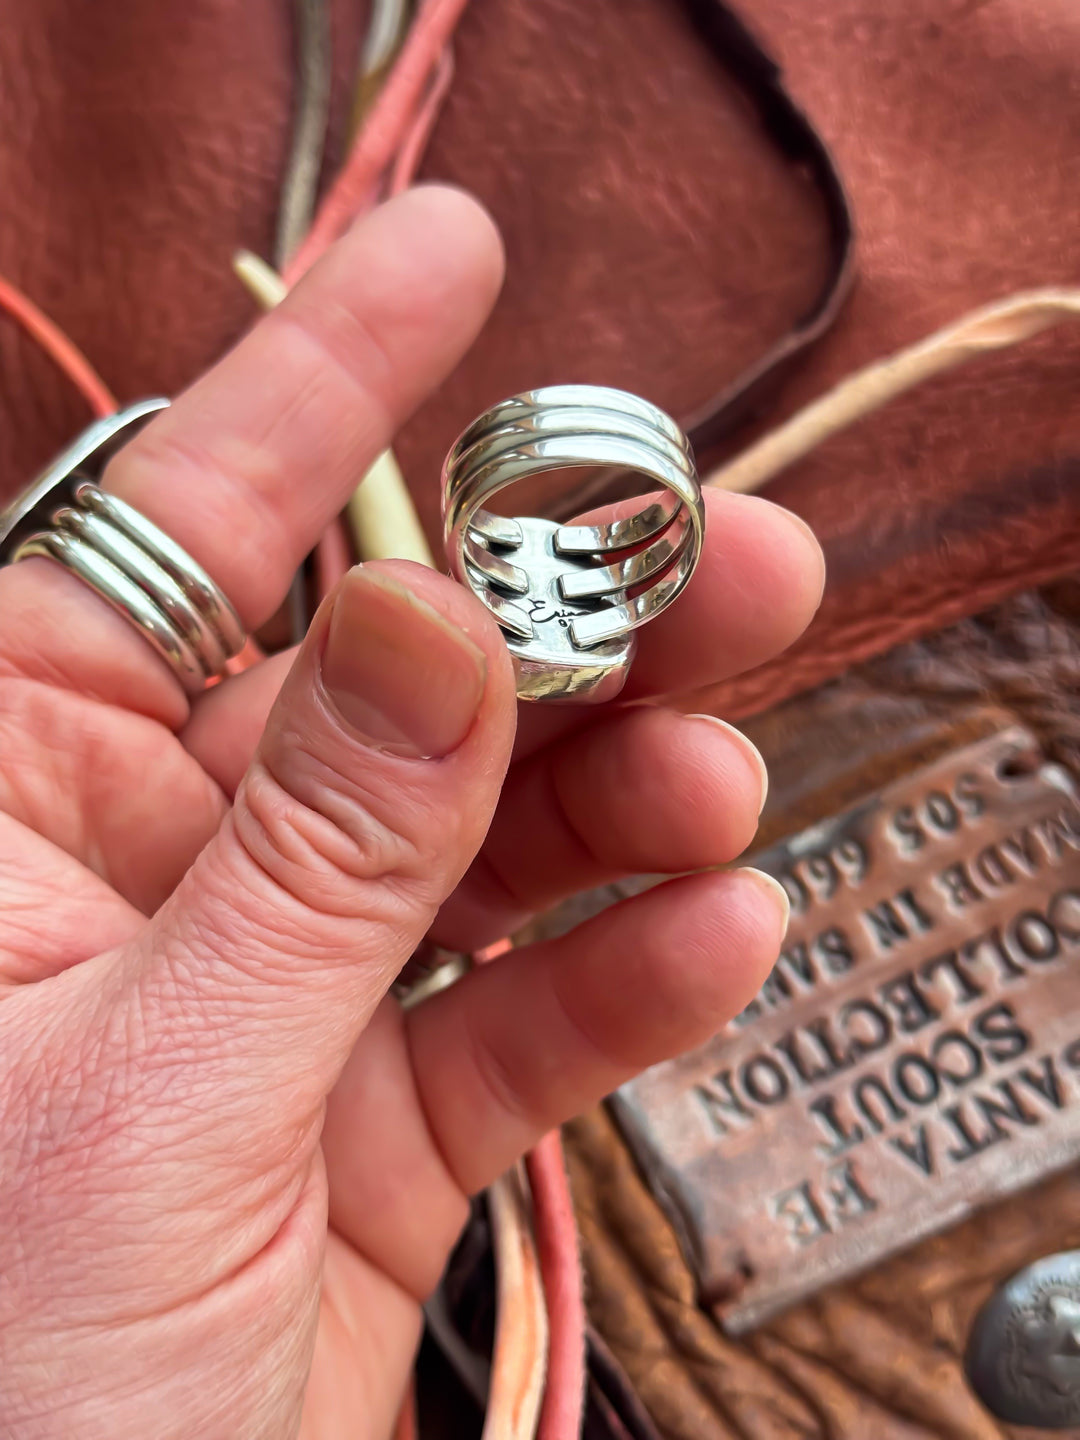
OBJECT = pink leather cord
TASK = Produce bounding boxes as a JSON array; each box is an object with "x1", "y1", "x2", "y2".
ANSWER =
[
  {"x1": 293, "y1": 0, "x2": 471, "y2": 600},
  {"x1": 475, "y1": 944, "x2": 587, "y2": 1440},
  {"x1": 388, "y1": 46, "x2": 456, "y2": 199},
  {"x1": 526, "y1": 1133, "x2": 588, "y2": 1440},
  {"x1": 283, "y1": 0, "x2": 473, "y2": 287},
  {"x1": 0, "y1": 273, "x2": 117, "y2": 418}
]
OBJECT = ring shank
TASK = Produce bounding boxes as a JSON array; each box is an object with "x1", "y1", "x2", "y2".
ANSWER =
[
  {"x1": 0, "y1": 400, "x2": 246, "y2": 694},
  {"x1": 442, "y1": 385, "x2": 705, "y2": 658}
]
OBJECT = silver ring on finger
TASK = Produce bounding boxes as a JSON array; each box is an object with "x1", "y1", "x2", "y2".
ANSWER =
[{"x1": 0, "y1": 399, "x2": 247, "y2": 693}]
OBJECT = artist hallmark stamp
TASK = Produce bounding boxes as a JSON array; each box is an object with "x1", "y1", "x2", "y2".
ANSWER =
[{"x1": 613, "y1": 726, "x2": 1080, "y2": 1333}]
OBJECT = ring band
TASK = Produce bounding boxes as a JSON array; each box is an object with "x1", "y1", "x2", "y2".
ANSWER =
[
  {"x1": 0, "y1": 400, "x2": 246, "y2": 693},
  {"x1": 442, "y1": 385, "x2": 705, "y2": 702}
]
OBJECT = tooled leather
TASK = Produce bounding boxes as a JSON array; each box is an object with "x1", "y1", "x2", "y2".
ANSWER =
[
  {"x1": 567, "y1": 1105, "x2": 1080, "y2": 1440},
  {"x1": 567, "y1": 582, "x2": 1080, "y2": 1440}
]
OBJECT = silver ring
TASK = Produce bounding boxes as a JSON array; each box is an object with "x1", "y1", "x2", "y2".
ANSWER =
[
  {"x1": 0, "y1": 400, "x2": 246, "y2": 693},
  {"x1": 442, "y1": 385, "x2": 705, "y2": 702}
]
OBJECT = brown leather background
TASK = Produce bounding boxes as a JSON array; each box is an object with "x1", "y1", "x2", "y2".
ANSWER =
[
  {"x1": 0, "y1": 0, "x2": 365, "y2": 481},
  {"x1": 567, "y1": 581, "x2": 1080, "y2": 1440},
  {"x1": 1, "y1": 0, "x2": 1078, "y2": 714}
]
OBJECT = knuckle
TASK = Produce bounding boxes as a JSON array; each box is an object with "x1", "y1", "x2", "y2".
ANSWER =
[
  {"x1": 236, "y1": 754, "x2": 423, "y2": 916},
  {"x1": 270, "y1": 297, "x2": 396, "y2": 425},
  {"x1": 461, "y1": 1004, "x2": 537, "y2": 1138}
]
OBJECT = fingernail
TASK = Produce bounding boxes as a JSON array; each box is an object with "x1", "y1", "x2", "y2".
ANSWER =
[
  {"x1": 321, "y1": 568, "x2": 486, "y2": 758},
  {"x1": 740, "y1": 867, "x2": 791, "y2": 939},
  {"x1": 685, "y1": 713, "x2": 769, "y2": 815}
]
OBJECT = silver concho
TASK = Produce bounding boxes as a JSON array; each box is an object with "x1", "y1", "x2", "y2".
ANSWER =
[{"x1": 967, "y1": 1250, "x2": 1080, "y2": 1428}]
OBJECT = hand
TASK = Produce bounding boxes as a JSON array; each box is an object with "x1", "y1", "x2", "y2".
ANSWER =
[{"x1": 0, "y1": 187, "x2": 823, "y2": 1438}]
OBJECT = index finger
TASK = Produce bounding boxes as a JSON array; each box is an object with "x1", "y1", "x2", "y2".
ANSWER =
[{"x1": 0, "y1": 186, "x2": 503, "y2": 721}]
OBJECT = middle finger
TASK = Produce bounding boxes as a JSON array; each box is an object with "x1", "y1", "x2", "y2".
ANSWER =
[{"x1": 512, "y1": 486, "x2": 825, "y2": 761}]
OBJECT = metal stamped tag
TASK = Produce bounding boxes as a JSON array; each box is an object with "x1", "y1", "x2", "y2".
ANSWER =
[{"x1": 613, "y1": 726, "x2": 1080, "y2": 1334}]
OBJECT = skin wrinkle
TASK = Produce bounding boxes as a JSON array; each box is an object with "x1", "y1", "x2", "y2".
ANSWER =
[
  {"x1": 459, "y1": 974, "x2": 550, "y2": 1135},
  {"x1": 310, "y1": 1235, "x2": 423, "y2": 1440},
  {"x1": 210, "y1": 347, "x2": 382, "y2": 547},
  {"x1": 143, "y1": 902, "x2": 361, "y2": 1030},
  {"x1": 240, "y1": 761, "x2": 405, "y2": 905},
  {"x1": 172, "y1": 837, "x2": 359, "y2": 960},
  {"x1": 4, "y1": 980, "x2": 326, "y2": 1328},
  {"x1": 258, "y1": 685, "x2": 451, "y2": 882},
  {"x1": 550, "y1": 876, "x2": 778, "y2": 1074},
  {"x1": 457, "y1": 845, "x2": 533, "y2": 928},
  {"x1": 0, "y1": 683, "x2": 113, "y2": 834},
  {"x1": 269, "y1": 299, "x2": 398, "y2": 443},
  {"x1": 8, "y1": 1170, "x2": 327, "y2": 1429},
  {"x1": 481, "y1": 753, "x2": 595, "y2": 913},
  {"x1": 326, "y1": 1047, "x2": 471, "y2": 1304},
  {"x1": 0, "y1": 813, "x2": 141, "y2": 963},
  {"x1": 142, "y1": 929, "x2": 365, "y2": 1126},
  {"x1": 546, "y1": 940, "x2": 643, "y2": 1083},
  {"x1": 10, "y1": 989, "x2": 182, "y2": 1212},
  {"x1": 0, "y1": 679, "x2": 226, "y2": 912},
  {"x1": 404, "y1": 995, "x2": 505, "y2": 1210},
  {"x1": 432, "y1": 708, "x2": 764, "y2": 949},
  {"x1": 544, "y1": 985, "x2": 627, "y2": 1098},
  {"x1": 230, "y1": 767, "x2": 419, "y2": 935},
  {"x1": 11, "y1": 979, "x2": 145, "y2": 1178},
  {"x1": 552, "y1": 749, "x2": 637, "y2": 874},
  {"x1": 110, "y1": 952, "x2": 334, "y2": 1189},
  {"x1": 0, "y1": 562, "x2": 192, "y2": 728},
  {"x1": 379, "y1": 1039, "x2": 473, "y2": 1299}
]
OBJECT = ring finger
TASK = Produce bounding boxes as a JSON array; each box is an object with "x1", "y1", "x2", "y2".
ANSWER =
[{"x1": 431, "y1": 705, "x2": 769, "y2": 949}]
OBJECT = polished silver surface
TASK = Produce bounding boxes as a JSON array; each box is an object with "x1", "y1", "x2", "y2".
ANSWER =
[
  {"x1": 0, "y1": 400, "x2": 246, "y2": 693},
  {"x1": 442, "y1": 385, "x2": 705, "y2": 702}
]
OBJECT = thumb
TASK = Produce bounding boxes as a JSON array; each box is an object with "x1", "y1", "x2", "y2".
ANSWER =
[
  {"x1": 133, "y1": 560, "x2": 516, "y2": 1126},
  {"x1": 0, "y1": 562, "x2": 515, "y2": 1434}
]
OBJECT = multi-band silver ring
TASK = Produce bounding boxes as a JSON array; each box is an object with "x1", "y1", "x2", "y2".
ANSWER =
[
  {"x1": 1, "y1": 385, "x2": 702, "y2": 705},
  {"x1": 442, "y1": 385, "x2": 705, "y2": 702},
  {"x1": 0, "y1": 400, "x2": 246, "y2": 693}
]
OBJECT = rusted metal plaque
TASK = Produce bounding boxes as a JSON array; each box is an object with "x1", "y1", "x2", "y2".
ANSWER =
[{"x1": 613, "y1": 726, "x2": 1080, "y2": 1333}]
